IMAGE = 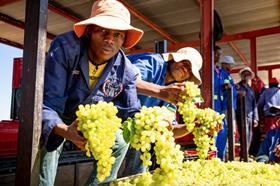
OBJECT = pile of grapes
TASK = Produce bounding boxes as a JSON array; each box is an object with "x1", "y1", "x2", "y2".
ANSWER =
[
  {"x1": 111, "y1": 159, "x2": 280, "y2": 186},
  {"x1": 177, "y1": 81, "x2": 224, "y2": 159},
  {"x1": 76, "y1": 102, "x2": 122, "y2": 182}
]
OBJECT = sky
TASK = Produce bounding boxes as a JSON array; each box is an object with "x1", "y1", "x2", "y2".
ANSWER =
[{"x1": 0, "y1": 43, "x2": 23, "y2": 120}]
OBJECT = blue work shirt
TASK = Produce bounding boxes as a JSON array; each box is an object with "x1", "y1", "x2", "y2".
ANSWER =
[
  {"x1": 258, "y1": 87, "x2": 280, "y2": 116},
  {"x1": 256, "y1": 128, "x2": 280, "y2": 162},
  {"x1": 42, "y1": 31, "x2": 141, "y2": 151},
  {"x1": 223, "y1": 70, "x2": 238, "y2": 110},
  {"x1": 127, "y1": 52, "x2": 175, "y2": 110},
  {"x1": 214, "y1": 67, "x2": 229, "y2": 114},
  {"x1": 236, "y1": 81, "x2": 259, "y2": 121}
]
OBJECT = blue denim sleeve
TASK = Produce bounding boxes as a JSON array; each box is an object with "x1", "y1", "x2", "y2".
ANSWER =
[{"x1": 42, "y1": 37, "x2": 69, "y2": 151}]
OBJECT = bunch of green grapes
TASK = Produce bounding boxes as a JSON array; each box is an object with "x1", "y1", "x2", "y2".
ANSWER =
[
  {"x1": 126, "y1": 106, "x2": 184, "y2": 185},
  {"x1": 193, "y1": 108, "x2": 224, "y2": 159},
  {"x1": 76, "y1": 101, "x2": 122, "y2": 182},
  {"x1": 177, "y1": 81, "x2": 224, "y2": 159}
]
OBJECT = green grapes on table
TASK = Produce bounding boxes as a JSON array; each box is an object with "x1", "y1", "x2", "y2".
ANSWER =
[
  {"x1": 76, "y1": 101, "x2": 122, "y2": 182},
  {"x1": 177, "y1": 81, "x2": 225, "y2": 159},
  {"x1": 112, "y1": 159, "x2": 280, "y2": 186}
]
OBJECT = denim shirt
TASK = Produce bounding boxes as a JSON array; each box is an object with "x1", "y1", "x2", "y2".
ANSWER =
[
  {"x1": 257, "y1": 128, "x2": 280, "y2": 162},
  {"x1": 236, "y1": 81, "x2": 259, "y2": 121},
  {"x1": 214, "y1": 67, "x2": 229, "y2": 114},
  {"x1": 258, "y1": 87, "x2": 280, "y2": 116},
  {"x1": 42, "y1": 31, "x2": 141, "y2": 151},
  {"x1": 127, "y1": 52, "x2": 175, "y2": 111}
]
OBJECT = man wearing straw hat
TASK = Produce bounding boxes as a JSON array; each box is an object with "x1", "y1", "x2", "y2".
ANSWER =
[
  {"x1": 40, "y1": 0, "x2": 145, "y2": 185},
  {"x1": 236, "y1": 67, "x2": 259, "y2": 159}
]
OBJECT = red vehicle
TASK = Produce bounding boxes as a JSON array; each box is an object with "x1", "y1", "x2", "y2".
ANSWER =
[{"x1": 0, "y1": 58, "x2": 22, "y2": 157}]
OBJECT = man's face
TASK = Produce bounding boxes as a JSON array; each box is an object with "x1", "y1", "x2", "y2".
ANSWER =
[
  {"x1": 214, "y1": 49, "x2": 223, "y2": 64},
  {"x1": 241, "y1": 71, "x2": 253, "y2": 81},
  {"x1": 88, "y1": 26, "x2": 126, "y2": 63},
  {"x1": 169, "y1": 60, "x2": 191, "y2": 82},
  {"x1": 221, "y1": 63, "x2": 232, "y2": 72}
]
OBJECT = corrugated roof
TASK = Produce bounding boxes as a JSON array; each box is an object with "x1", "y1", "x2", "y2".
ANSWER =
[{"x1": 0, "y1": 0, "x2": 279, "y2": 69}]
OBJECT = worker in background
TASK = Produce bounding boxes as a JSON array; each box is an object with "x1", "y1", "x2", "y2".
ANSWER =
[
  {"x1": 258, "y1": 77, "x2": 280, "y2": 134},
  {"x1": 219, "y1": 55, "x2": 238, "y2": 110},
  {"x1": 236, "y1": 67, "x2": 259, "y2": 159},
  {"x1": 213, "y1": 46, "x2": 231, "y2": 160},
  {"x1": 40, "y1": 0, "x2": 144, "y2": 185},
  {"x1": 122, "y1": 47, "x2": 203, "y2": 177},
  {"x1": 256, "y1": 105, "x2": 280, "y2": 163}
]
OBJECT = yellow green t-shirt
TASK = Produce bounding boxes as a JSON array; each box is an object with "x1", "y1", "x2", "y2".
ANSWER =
[{"x1": 89, "y1": 62, "x2": 107, "y2": 89}]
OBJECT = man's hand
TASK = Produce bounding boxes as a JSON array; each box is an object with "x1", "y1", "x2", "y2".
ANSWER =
[
  {"x1": 53, "y1": 120, "x2": 86, "y2": 151},
  {"x1": 238, "y1": 91, "x2": 246, "y2": 97},
  {"x1": 253, "y1": 120, "x2": 258, "y2": 128},
  {"x1": 158, "y1": 83, "x2": 185, "y2": 104},
  {"x1": 273, "y1": 144, "x2": 280, "y2": 158}
]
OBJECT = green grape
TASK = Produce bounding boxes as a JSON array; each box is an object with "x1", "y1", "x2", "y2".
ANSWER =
[
  {"x1": 76, "y1": 101, "x2": 122, "y2": 182},
  {"x1": 123, "y1": 106, "x2": 184, "y2": 186},
  {"x1": 112, "y1": 159, "x2": 280, "y2": 186},
  {"x1": 177, "y1": 81, "x2": 225, "y2": 159}
]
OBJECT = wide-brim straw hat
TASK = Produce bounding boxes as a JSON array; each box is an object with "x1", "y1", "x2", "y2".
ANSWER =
[
  {"x1": 239, "y1": 67, "x2": 255, "y2": 78},
  {"x1": 162, "y1": 47, "x2": 203, "y2": 85},
  {"x1": 73, "y1": 0, "x2": 143, "y2": 49}
]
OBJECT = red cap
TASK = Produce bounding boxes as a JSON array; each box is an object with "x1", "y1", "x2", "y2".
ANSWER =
[{"x1": 269, "y1": 77, "x2": 279, "y2": 84}]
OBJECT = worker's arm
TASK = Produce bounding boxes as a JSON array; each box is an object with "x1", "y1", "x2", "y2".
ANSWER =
[{"x1": 136, "y1": 78, "x2": 185, "y2": 104}]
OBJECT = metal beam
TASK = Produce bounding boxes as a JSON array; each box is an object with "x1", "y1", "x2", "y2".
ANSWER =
[
  {"x1": 231, "y1": 64, "x2": 280, "y2": 73},
  {"x1": 228, "y1": 41, "x2": 250, "y2": 67},
  {"x1": 0, "y1": 37, "x2": 23, "y2": 49},
  {"x1": 15, "y1": 0, "x2": 48, "y2": 185},
  {"x1": 118, "y1": 0, "x2": 178, "y2": 44},
  {"x1": 129, "y1": 26, "x2": 280, "y2": 54},
  {"x1": 48, "y1": 1, "x2": 81, "y2": 23},
  {"x1": 0, "y1": 12, "x2": 56, "y2": 40},
  {"x1": 250, "y1": 37, "x2": 257, "y2": 75},
  {"x1": 200, "y1": 0, "x2": 214, "y2": 108},
  {"x1": 0, "y1": 0, "x2": 21, "y2": 6},
  {"x1": 268, "y1": 69, "x2": 273, "y2": 82},
  {"x1": 220, "y1": 26, "x2": 280, "y2": 42}
]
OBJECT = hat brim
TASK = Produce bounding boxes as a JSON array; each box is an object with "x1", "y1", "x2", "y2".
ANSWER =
[
  {"x1": 239, "y1": 69, "x2": 255, "y2": 79},
  {"x1": 73, "y1": 16, "x2": 143, "y2": 49},
  {"x1": 162, "y1": 52, "x2": 202, "y2": 85}
]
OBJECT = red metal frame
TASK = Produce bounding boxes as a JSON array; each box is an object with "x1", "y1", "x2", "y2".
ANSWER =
[
  {"x1": 118, "y1": 0, "x2": 178, "y2": 44},
  {"x1": 200, "y1": 0, "x2": 214, "y2": 108},
  {"x1": 48, "y1": 2, "x2": 81, "y2": 23},
  {"x1": 231, "y1": 64, "x2": 280, "y2": 73},
  {"x1": 228, "y1": 41, "x2": 250, "y2": 67},
  {"x1": 250, "y1": 37, "x2": 257, "y2": 75},
  {"x1": 0, "y1": 0, "x2": 21, "y2": 6},
  {"x1": 0, "y1": 37, "x2": 23, "y2": 49},
  {"x1": 0, "y1": 12, "x2": 56, "y2": 40}
]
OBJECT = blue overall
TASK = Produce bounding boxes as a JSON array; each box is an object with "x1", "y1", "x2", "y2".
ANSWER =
[
  {"x1": 40, "y1": 31, "x2": 141, "y2": 185},
  {"x1": 214, "y1": 67, "x2": 230, "y2": 160}
]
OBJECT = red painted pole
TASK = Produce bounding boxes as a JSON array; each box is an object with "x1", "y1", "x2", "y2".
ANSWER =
[
  {"x1": 250, "y1": 37, "x2": 257, "y2": 76},
  {"x1": 200, "y1": 0, "x2": 214, "y2": 108},
  {"x1": 268, "y1": 69, "x2": 273, "y2": 82}
]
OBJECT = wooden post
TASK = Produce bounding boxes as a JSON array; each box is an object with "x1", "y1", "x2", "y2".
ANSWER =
[
  {"x1": 15, "y1": 0, "x2": 48, "y2": 185},
  {"x1": 200, "y1": 0, "x2": 214, "y2": 108},
  {"x1": 239, "y1": 95, "x2": 248, "y2": 162},
  {"x1": 226, "y1": 87, "x2": 235, "y2": 161}
]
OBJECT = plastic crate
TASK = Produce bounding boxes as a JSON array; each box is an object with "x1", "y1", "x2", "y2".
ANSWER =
[
  {"x1": 184, "y1": 149, "x2": 216, "y2": 161},
  {"x1": 0, "y1": 120, "x2": 19, "y2": 157}
]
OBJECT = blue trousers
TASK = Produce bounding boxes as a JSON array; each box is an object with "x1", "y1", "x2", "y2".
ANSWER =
[
  {"x1": 39, "y1": 129, "x2": 129, "y2": 186},
  {"x1": 215, "y1": 118, "x2": 228, "y2": 160},
  {"x1": 121, "y1": 147, "x2": 146, "y2": 177}
]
